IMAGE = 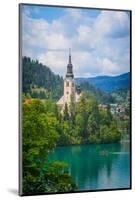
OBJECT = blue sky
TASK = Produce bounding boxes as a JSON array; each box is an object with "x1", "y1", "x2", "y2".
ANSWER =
[
  {"x1": 21, "y1": 4, "x2": 130, "y2": 77},
  {"x1": 22, "y1": 5, "x2": 100, "y2": 22}
]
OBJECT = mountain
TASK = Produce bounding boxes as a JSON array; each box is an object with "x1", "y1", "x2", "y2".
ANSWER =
[
  {"x1": 76, "y1": 72, "x2": 130, "y2": 93},
  {"x1": 79, "y1": 82, "x2": 115, "y2": 104},
  {"x1": 22, "y1": 57, "x2": 63, "y2": 100}
]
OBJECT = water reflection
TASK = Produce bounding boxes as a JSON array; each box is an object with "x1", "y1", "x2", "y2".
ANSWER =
[{"x1": 48, "y1": 143, "x2": 130, "y2": 190}]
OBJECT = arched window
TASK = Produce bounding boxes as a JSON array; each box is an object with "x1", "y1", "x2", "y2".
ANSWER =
[{"x1": 72, "y1": 82, "x2": 74, "y2": 87}]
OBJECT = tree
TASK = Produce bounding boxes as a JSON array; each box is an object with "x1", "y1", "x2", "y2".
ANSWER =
[
  {"x1": 22, "y1": 99, "x2": 76, "y2": 194},
  {"x1": 69, "y1": 94, "x2": 76, "y2": 126},
  {"x1": 63, "y1": 103, "x2": 69, "y2": 121}
]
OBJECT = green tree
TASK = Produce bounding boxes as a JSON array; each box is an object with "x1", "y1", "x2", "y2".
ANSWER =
[
  {"x1": 22, "y1": 99, "x2": 76, "y2": 194},
  {"x1": 63, "y1": 103, "x2": 69, "y2": 121}
]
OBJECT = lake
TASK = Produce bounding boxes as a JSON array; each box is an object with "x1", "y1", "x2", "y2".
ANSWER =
[{"x1": 48, "y1": 142, "x2": 130, "y2": 191}]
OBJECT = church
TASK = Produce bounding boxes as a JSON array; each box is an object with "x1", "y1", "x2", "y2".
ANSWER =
[{"x1": 57, "y1": 49, "x2": 82, "y2": 110}]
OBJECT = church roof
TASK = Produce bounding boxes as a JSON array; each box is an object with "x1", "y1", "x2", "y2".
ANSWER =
[{"x1": 57, "y1": 95, "x2": 64, "y2": 105}]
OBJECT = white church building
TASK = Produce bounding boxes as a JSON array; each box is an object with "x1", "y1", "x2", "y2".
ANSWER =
[{"x1": 57, "y1": 50, "x2": 82, "y2": 110}]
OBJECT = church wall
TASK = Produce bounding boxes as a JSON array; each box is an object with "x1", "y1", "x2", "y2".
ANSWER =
[{"x1": 64, "y1": 78, "x2": 75, "y2": 105}]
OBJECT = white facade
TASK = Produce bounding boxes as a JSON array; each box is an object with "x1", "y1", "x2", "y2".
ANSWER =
[{"x1": 64, "y1": 77, "x2": 75, "y2": 105}]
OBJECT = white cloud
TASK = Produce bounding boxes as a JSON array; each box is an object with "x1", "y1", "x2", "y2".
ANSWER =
[
  {"x1": 94, "y1": 10, "x2": 129, "y2": 38},
  {"x1": 22, "y1": 7, "x2": 130, "y2": 77},
  {"x1": 38, "y1": 51, "x2": 67, "y2": 75},
  {"x1": 102, "y1": 58, "x2": 119, "y2": 75}
]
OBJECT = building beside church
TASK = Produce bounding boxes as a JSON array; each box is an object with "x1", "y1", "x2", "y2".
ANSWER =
[{"x1": 57, "y1": 50, "x2": 82, "y2": 110}]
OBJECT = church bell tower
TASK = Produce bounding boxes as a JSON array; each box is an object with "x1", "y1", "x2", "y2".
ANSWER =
[{"x1": 64, "y1": 49, "x2": 75, "y2": 105}]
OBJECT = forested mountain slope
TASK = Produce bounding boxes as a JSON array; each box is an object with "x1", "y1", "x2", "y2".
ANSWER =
[
  {"x1": 22, "y1": 57, "x2": 63, "y2": 100},
  {"x1": 76, "y1": 72, "x2": 130, "y2": 93}
]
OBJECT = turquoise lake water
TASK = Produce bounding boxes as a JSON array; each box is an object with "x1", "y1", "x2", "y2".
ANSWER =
[{"x1": 48, "y1": 142, "x2": 130, "y2": 191}]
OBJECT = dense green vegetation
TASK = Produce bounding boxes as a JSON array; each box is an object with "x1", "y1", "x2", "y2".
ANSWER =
[
  {"x1": 112, "y1": 88, "x2": 130, "y2": 138},
  {"x1": 111, "y1": 88, "x2": 130, "y2": 140},
  {"x1": 22, "y1": 57, "x2": 63, "y2": 100},
  {"x1": 79, "y1": 82, "x2": 115, "y2": 104},
  {"x1": 112, "y1": 88, "x2": 130, "y2": 105},
  {"x1": 22, "y1": 99, "x2": 76, "y2": 195},
  {"x1": 57, "y1": 93, "x2": 121, "y2": 145}
]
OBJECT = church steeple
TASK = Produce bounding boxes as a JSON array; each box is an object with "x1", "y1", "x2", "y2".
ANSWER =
[
  {"x1": 66, "y1": 48, "x2": 74, "y2": 78},
  {"x1": 57, "y1": 49, "x2": 82, "y2": 109},
  {"x1": 69, "y1": 48, "x2": 71, "y2": 64}
]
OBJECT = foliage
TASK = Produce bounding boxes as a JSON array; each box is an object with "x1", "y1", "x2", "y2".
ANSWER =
[
  {"x1": 112, "y1": 88, "x2": 130, "y2": 115},
  {"x1": 31, "y1": 87, "x2": 49, "y2": 99},
  {"x1": 88, "y1": 122, "x2": 121, "y2": 144},
  {"x1": 43, "y1": 161, "x2": 76, "y2": 193},
  {"x1": 22, "y1": 99, "x2": 76, "y2": 195},
  {"x1": 58, "y1": 93, "x2": 121, "y2": 145},
  {"x1": 78, "y1": 82, "x2": 115, "y2": 104}
]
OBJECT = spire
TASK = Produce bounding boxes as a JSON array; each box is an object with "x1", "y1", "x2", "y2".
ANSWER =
[
  {"x1": 66, "y1": 49, "x2": 74, "y2": 78},
  {"x1": 69, "y1": 48, "x2": 71, "y2": 64}
]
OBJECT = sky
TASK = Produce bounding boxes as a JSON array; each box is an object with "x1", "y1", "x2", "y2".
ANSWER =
[{"x1": 21, "y1": 5, "x2": 130, "y2": 78}]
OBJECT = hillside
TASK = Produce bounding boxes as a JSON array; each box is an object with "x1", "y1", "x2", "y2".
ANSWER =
[
  {"x1": 76, "y1": 72, "x2": 130, "y2": 93},
  {"x1": 111, "y1": 87, "x2": 130, "y2": 105},
  {"x1": 22, "y1": 57, "x2": 63, "y2": 100},
  {"x1": 79, "y1": 82, "x2": 114, "y2": 104}
]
